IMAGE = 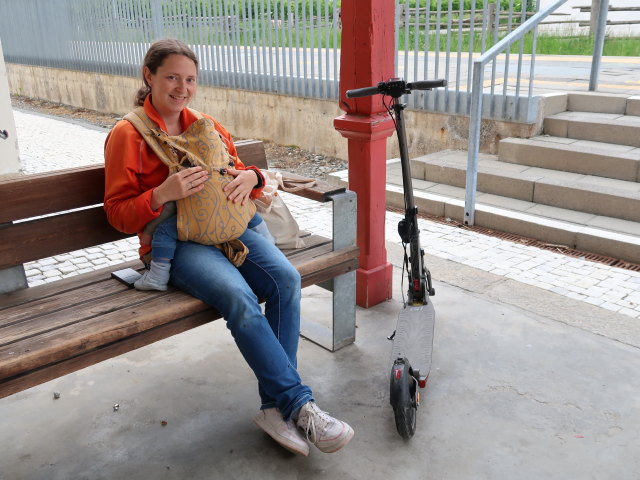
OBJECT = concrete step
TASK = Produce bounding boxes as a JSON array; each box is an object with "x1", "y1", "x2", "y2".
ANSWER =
[
  {"x1": 407, "y1": 150, "x2": 640, "y2": 223},
  {"x1": 565, "y1": 92, "x2": 640, "y2": 116},
  {"x1": 327, "y1": 162, "x2": 640, "y2": 264},
  {"x1": 498, "y1": 136, "x2": 640, "y2": 182},
  {"x1": 544, "y1": 111, "x2": 640, "y2": 148}
]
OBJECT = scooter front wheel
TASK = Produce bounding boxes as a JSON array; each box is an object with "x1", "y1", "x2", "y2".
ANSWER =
[{"x1": 390, "y1": 358, "x2": 417, "y2": 439}]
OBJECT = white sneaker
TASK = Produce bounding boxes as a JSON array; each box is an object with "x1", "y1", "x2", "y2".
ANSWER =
[
  {"x1": 295, "y1": 402, "x2": 354, "y2": 453},
  {"x1": 253, "y1": 408, "x2": 310, "y2": 456}
]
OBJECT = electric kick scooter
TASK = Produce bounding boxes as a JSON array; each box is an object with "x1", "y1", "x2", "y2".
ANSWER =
[{"x1": 346, "y1": 78, "x2": 447, "y2": 438}]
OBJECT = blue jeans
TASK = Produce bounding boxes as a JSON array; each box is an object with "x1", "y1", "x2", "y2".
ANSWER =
[
  {"x1": 151, "y1": 213, "x2": 274, "y2": 261},
  {"x1": 167, "y1": 223, "x2": 313, "y2": 420}
]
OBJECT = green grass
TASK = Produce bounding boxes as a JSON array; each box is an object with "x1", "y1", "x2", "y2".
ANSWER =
[
  {"x1": 398, "y1": 28, "x2": 640, "y2": 56},
  {"x1": 534, "y1": 35, "x2": 640, "y2": 57}
]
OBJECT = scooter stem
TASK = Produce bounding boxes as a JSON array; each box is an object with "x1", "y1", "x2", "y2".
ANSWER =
[{"x1": 393, "y1": 102, "x2": 416, "y2": 212}]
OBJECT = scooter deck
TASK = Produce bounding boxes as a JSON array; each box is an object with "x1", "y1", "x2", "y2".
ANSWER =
[{"x1": 390, "y1": 301, "x2": 435, "y2": 381}]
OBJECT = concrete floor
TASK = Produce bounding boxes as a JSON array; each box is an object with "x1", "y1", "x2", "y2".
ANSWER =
[{"x1": 1, "y1": 245, "x2": 639, "y2": 480}]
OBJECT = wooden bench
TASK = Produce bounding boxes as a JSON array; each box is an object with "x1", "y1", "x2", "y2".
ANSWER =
[{"x1": 0, "y1": 140, "x2": 358, "y2": 400}]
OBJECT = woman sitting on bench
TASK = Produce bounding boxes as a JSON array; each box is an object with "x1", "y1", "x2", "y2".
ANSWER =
[{"x1": 103, "y1": 39, "x2": 353, "y2": 456}]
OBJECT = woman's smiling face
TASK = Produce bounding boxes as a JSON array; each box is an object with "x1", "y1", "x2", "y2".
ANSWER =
[{"x1": 144, "y1": 53, "x2": 197, "y2": 122}]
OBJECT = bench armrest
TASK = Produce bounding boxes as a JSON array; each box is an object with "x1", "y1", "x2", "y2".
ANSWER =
[{"x1": 276, "y1": 172, "x2": 346, "y2": 203}]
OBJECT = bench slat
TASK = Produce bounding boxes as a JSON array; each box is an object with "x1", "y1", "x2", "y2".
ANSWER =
[
  {"x1": 0, "y1": 260, "x2": 141, "y2": 311},
  {"x1": 0, "y1": 289, "x2": 176, "y2": 346},
  {"x1": 0, "y1": 279, "x2": 131, "y2": 327},
  {"x1": 0, "y1": 140, "x2": 268, "y2": 224},
  {"x1": 0, "y1": 166, "x2": 105, "y2": 224},
  {"x1": 0, "y1": 235, "x2": 333, "y2": 312},
  {"x1": 0, "y1": 292, "x2": 209, "y2": 380},
  {"x1": 0, "y1": 309, "x2": 216, "y2": 399},
  {"x1": 0, "y1": 207, "x2": 130, "y2": 270}
]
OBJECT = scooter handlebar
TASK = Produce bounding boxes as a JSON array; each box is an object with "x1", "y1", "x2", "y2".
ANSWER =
[{"x1": 345, "y1": 79, "x2": 447, "y2": 99}]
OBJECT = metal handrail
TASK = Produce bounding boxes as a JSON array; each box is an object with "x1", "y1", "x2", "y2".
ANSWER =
[{"x1": 464, "y1": 0, "x2": 569, "y2": 226}]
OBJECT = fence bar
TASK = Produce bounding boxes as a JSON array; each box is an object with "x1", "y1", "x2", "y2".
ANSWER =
[
  {"x1": 403, "y1": 0, "x2": 410, "y2": 83},
  {"x1": 444, "y1": 0, "x2": 452, "y2": 112},
  {"x1": 422, "y1": 0, "x2": 431, "y2": 110},
  {"x1": 589, "y1": 0, "x2": 610, "y2": 91},
  {"x1": 434, "y1": 0, "x2": 442, "y2": 110},
  {"x1": 454, "y1": 1, "x2": 463, "y2": 113},
  {"x1": 466, "y1": 0, "x2": 477, "y2": 114},
  {"x1": 514, "y1": 0, "x2": 528, "y2": 119},
  {"x1": 315, "y1": 0, "x2": 322, "y2": 97},
  {"x1": 501, "y1": 0, "x2": 514, "y2": 119}
]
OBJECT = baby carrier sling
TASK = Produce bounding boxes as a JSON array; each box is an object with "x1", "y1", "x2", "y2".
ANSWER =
[{"x1": 124, "y1": 107, "x2": 256, "y2": 266}]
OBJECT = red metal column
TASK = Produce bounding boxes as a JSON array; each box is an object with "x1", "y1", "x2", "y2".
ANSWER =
[{"x1": 334, "y1": 0, "x2": 395, "y2": 308}]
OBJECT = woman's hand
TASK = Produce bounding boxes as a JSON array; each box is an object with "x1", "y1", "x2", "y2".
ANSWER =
[
  {"x1": 223, "y1": 168, "x2": 259, "y2": 206},
  {"x1": 151, "y1": 166, "x2": 209, "y2": 210}
]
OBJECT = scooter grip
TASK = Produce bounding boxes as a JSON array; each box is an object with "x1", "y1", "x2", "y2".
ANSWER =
[
  {"x1": 346, "y1": 85, "x2": 381, "y2": 98},
  {"x1": 407, "y1": 79, "x2": 447, "y2": 90}
]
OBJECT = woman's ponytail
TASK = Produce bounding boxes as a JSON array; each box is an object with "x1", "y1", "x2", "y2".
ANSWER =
[{"x1": 135, "y1": 85, "x2": 151, "y2": 106}]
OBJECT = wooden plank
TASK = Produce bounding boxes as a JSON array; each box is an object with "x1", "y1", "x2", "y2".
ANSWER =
[
  {"x1": 0, "y1": 235, "x2": 334, "y2": 310},
  {"x1": 0, "y1": 289, "x2": 176, "y2": 346},
  {"x1": 0, "y1": 292, "x2": 209, "y2": 379},
  {"x1": 0, "y1": 166, "x2": 105, "y2": 223},
  {"x1": 0, "y1": 279, "x2": 131, "y2": 327},
  {"x1": 0, "y1": 141, "x2": 266, "y2": 224},
  {"x1": 0, "y1": 207, "x2": 129, "y2": 270},
  {"x1": 0, "y1": 260, "x2": 141, "y2": 310},
  {"x1": 235, "y1": 139, "x2": 268, "y2": 170},
  {"x1": 0, "y1": 310, "x2": 217, "y2": 399}
]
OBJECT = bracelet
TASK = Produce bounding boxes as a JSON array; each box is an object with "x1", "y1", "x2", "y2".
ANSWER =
[{"x1": 253, "y1": 169, "x2": 264, "y2": 189}]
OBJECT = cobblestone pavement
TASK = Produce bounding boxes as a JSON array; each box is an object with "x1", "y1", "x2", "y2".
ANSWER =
[{"x1": 13, "y1": 109, "x2": 640, "y2": 319}]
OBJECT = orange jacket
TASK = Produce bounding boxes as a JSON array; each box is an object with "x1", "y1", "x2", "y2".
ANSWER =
[{"x1": 104, "y1": 96, "x2": 264, "y2": 260}]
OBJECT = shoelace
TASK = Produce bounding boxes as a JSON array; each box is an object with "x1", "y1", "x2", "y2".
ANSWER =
[{"x1": 300, "y1": 404, "x2": 332, "y2": 444}]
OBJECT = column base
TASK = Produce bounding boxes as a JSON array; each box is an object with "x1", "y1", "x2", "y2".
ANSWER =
[{"x1": 356, "y1": 262, "x2": 393, "y2": 308}]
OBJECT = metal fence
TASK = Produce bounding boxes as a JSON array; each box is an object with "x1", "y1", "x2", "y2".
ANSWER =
[
  {"x1": 395, "y1": 0, "x2": 543, "y2": 123},
  {"x1": 0, "y1": 0, "x2": 341, "y2": 99},
  {"x1": 1, "y1": 0, "x2": 546, "y2": 123}
]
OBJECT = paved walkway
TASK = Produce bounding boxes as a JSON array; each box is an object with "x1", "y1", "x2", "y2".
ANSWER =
[{"x1": 12, "y1": 109, "x2": 640, "y2": 320}]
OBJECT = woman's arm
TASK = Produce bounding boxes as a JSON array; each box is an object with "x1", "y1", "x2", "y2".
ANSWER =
[
  {"x1": 104, "y1": 122, "x2": 164, "y2": 234},
  {"x1": 208, "y1": 116, "x2": 265, "y2": 201}
]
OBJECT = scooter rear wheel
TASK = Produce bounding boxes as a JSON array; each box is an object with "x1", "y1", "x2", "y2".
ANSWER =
[{"x1": 390, "y1": 358, "x2": 417, "y2": 439}]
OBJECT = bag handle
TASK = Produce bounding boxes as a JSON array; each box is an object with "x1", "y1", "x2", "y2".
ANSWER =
[{"x1": 277, "y1": 173, "x2": 316, "y2": 193}]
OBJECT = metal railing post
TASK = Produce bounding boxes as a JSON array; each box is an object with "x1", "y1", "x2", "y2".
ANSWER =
[
  {"x1": 463, "y1": 0, "x2": 568, "y2": 226},
  {"x1": 589, "y1": 0, "x2": 609, "y2": 91},
  {"x1": 464, "y1": 63, "x2": 483, "y2": 226}
]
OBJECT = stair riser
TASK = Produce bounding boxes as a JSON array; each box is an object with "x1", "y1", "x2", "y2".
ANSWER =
[
  {"x1": 534, "y1": 184, "x2": 640, "y2": 223},
  {"x1": 545, "y1": 118, "x2": 640, "y2": 148},
  {"x1": 499, "y1": 141, "x2": 640, "y2": 182},
  {"x1": 423, "y1": 164, "x2": 536, "y2": 202}
]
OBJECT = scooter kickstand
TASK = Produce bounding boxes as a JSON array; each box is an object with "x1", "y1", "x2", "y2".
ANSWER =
[{"x1": 387, "y1": 330, "x2": 396, "y2": 341}]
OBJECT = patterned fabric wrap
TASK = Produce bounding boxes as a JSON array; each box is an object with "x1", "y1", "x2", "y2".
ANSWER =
[{"x1": 125, "y1": 108, "x2": 256, "y2": 250}]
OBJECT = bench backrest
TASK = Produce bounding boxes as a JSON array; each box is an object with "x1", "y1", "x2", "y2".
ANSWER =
[{"x1": 0, "y1": 140, "x2": 267, "y2": 271}]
